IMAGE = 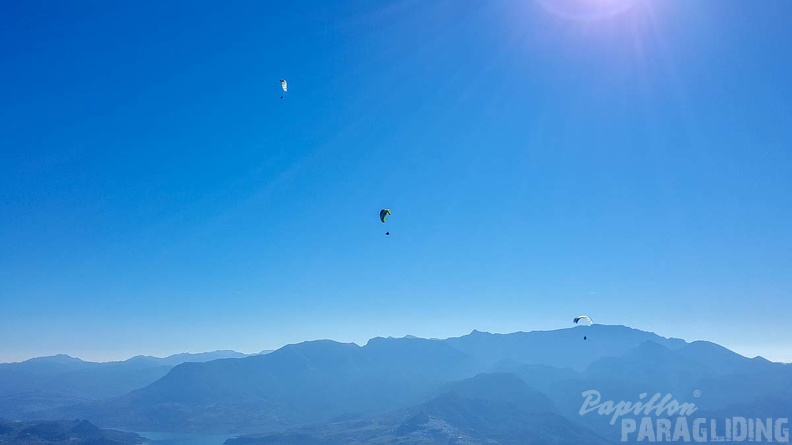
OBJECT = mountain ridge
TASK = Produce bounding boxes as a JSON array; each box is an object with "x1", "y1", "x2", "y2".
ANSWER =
[{"x1": 14, "y1": 325, "x2": 791, "y2": 443}]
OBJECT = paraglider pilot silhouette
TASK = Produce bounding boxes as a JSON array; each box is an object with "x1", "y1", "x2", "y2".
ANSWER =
[{"x1": 380, "y1": 209, "x2": 391, "y2": 235}]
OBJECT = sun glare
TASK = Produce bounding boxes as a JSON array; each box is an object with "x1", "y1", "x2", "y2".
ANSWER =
[{"x1": 537, "y1": 0, "x2": 641, "y2": 22}]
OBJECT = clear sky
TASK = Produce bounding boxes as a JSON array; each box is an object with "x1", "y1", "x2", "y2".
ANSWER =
[{"x1": 1, "y1": 0, "x2": 790, "y2": 363}]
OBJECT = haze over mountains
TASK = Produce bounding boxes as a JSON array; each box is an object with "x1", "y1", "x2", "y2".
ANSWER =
[
  {"x1": 0, "y1": 350, "x2": 268, "y2": 418},
  {"x1": 4, "y1": 326, "x2": 791, "y2": 444}
]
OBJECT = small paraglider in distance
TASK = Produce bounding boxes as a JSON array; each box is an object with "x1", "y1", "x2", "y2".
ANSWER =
[
  {"x1": 279, "y1": 79, "x2": 287, "y2": 99},
  {"x1": 574, "y1": 315, "x2": 592, "y2": 340},
  {"x1": 380, "y1": 209, "x2": 391, "y2": 235},
  {"x1": 573, "y1": 315, "x2": 592, "y2": 325}
]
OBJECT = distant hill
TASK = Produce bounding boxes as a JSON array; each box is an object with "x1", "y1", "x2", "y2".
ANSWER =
[
  {"x1": 0, "y1": 350, "x2": 253, "y2": 418},
  {"x1": 123, "y1": 350, "x2": 251, "y2": 367},
  {"x1": 0, "y1": 418, "x2": 144, "y2": 444}
]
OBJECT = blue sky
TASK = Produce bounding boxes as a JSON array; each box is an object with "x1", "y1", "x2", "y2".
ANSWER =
[{"x1": 1, "y1": 0, "x2": 790, "y2": 363}]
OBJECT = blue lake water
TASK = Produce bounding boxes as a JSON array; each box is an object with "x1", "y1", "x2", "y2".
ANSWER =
[{"x1": 138, "y1": 432, "x2": 236, "y2": 445}]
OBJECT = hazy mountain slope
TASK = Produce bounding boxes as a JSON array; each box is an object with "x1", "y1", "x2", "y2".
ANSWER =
[
  {"x1": 227, "y1": 373, "x2": 612, "y2": 445},
  {"x1": 42, "y1": 338, "x2": 481, "y2": 432},
  {"x1": 534, "y1": 340, "x2": 792, "y2": 443},
  {"x1": 0, "y1": 350, "x2": 250, "y2": 418}
]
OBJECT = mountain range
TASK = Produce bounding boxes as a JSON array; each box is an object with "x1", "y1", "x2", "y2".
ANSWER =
[
  {"x1": 5, "y1": 325, "x2": 790, "y2": 444},
  {"x1": 0, "y1": 350, "x2": 269, "y2": 418}
]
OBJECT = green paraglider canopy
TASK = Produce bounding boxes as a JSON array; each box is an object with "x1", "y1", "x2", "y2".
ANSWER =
[{"x1": 379, "y1": 209, "x2": 391, "y2": 223}]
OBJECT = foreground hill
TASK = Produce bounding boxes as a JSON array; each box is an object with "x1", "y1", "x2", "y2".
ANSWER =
[
  {"x1": 0, "y1": 418, "x2": 144, "y2": 444},
  {"x1": 227, "y1": 373, "x2": 613, "y2": 445}
]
